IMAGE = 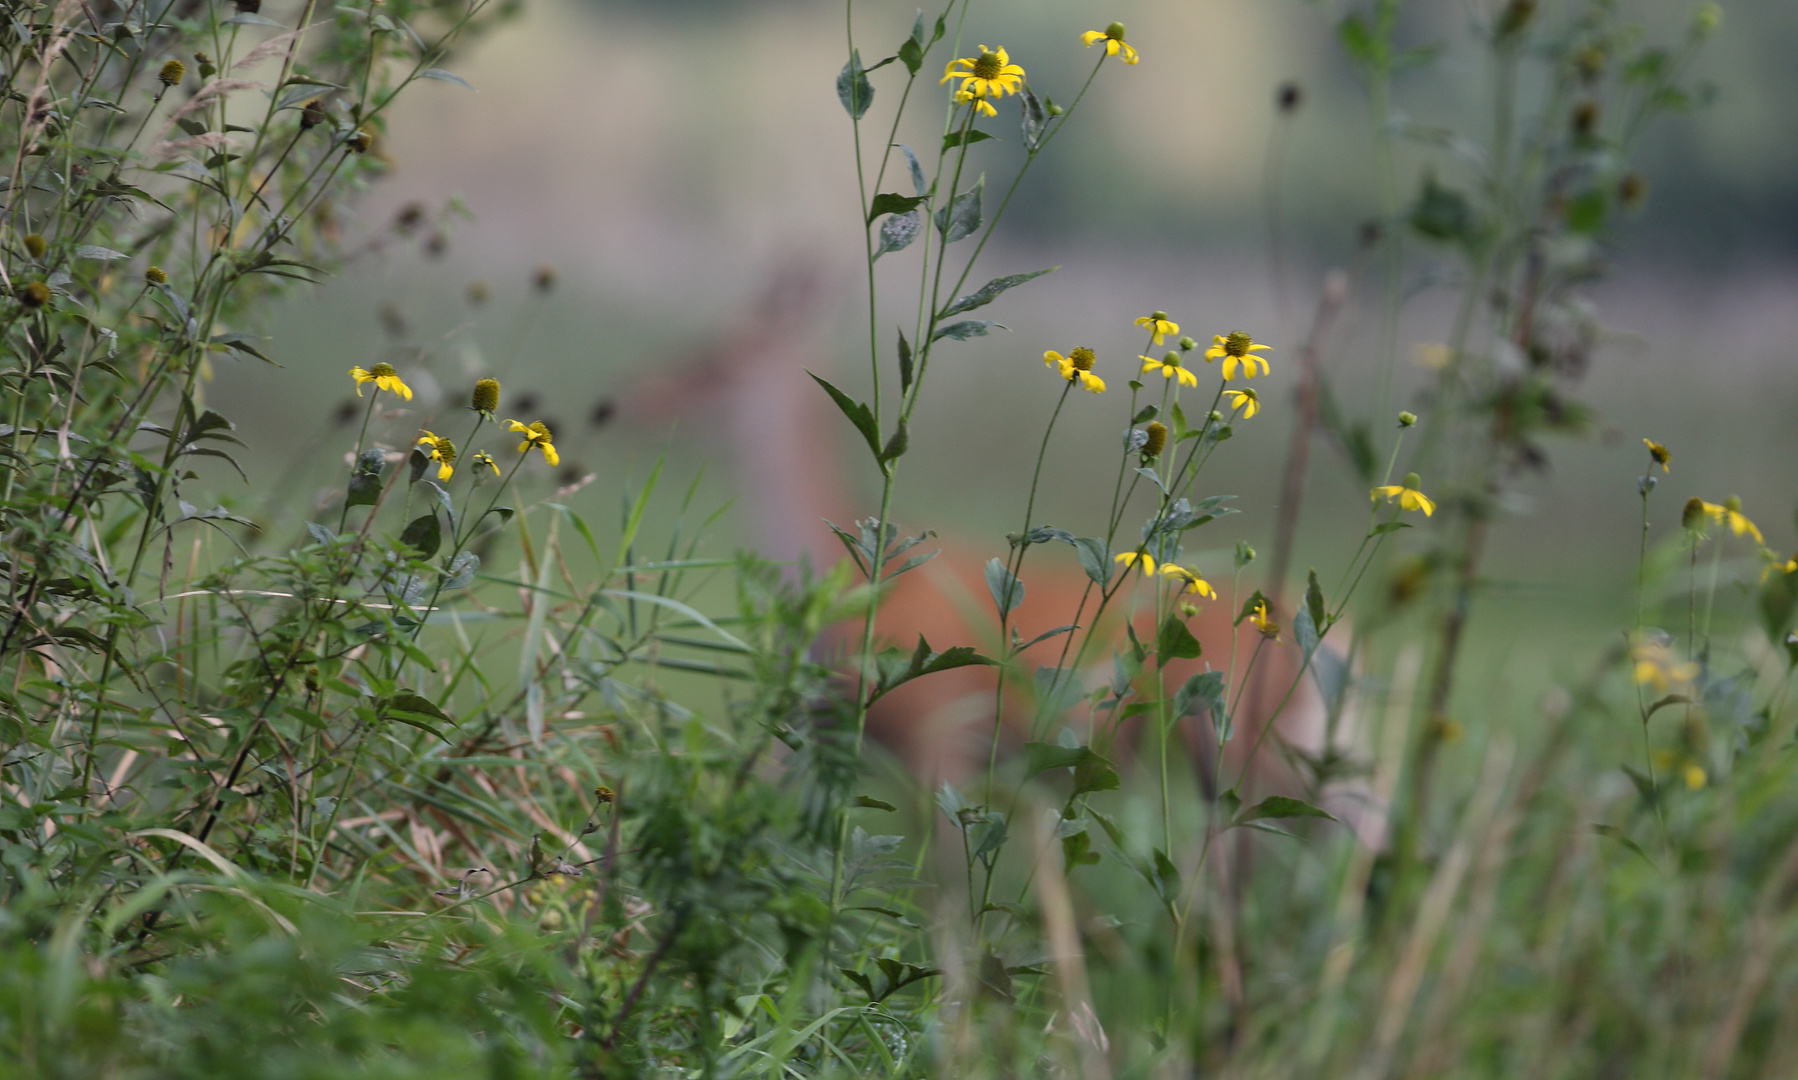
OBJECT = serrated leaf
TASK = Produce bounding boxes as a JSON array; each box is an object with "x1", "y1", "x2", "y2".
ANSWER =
[
  {"x1": 418, "y1": 67, "x2": 475, "y2": 90},
  {"x1": 940, "y1": 267, "x2": 1056, "y2": 318}
]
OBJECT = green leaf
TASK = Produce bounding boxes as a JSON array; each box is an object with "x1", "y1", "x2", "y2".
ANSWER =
[
  {"x1": 868, "y1": 191, "x2": 927, "y2": 222},
  {"x1": 443, "y1": 551, "x2": 479, "y2": 589},
  {"x1": 932, "y1": 318, "x2": 1006, "y2": 342},
  {"x1": 897, "y1": 142, "x2": 927, "y2": 196},
  {"x1": 1132, "y1": 404, "x2": 1158, "y2": 424},
  {"x1": 897, "y1": 328, "x2": 914, "y2": 391},
  {"x1": 935, "y1": 173, "x2": 984, "y2": 243},
  {"x1": 985, "y1": 558, "x2": 1023, "y2": 618},
  {"x1": 837, "y1": 48, "x2": 874, "y2": 119},
  {"x1": 1235, "y1": 589, "x2": 1269, "y2": 628},
  {"x1": 1023, "y1": 741, "x2": 1105, "y2": 777},
  {"x1": 1151, "y1": 848, "x2": 1181, "y2": 906},
  {"x1": 943, "y1": 128, "x2": 995, "y2": 151},
  {"x1": 808, "y1": 371, "x2": 882, "y2": 460},
  {"x1": 1062, "y1": 828, "x2": 1101, "y2": 868},
  {"x1": 868, "y1": 635, "x2": 995, "y2": 703},
  {"x1": 881, "y1": 419, "x2": 909, "y2": 462},
  {"x1": 874, "y1": 210, "x2": 921, "y2": 259},
  {"x1": 939, "y1": 267, "x2": 1056, "y2": 318},
  {"x1": 1306, "y1": 568, "x2": 1327, "y2": 632},
  {"x1": 1073, "y1": 537, "x2": 1110, "y2": 586},
  {"x1": 74, "y1": 244, "x2": 128, "y2": 261},
  {"x1": 898, "y1": 10, "x2": 926, "y2": 74},
  {"x1": 388, "y1": 690, "x2": 454, "y2": 724},
  {"x1": 855, "y1": 795, "x2": 898, "y2": 812},
  {"x1": 345, "y1": 472, "x2": 383, "y2": 508},
  {"x1": 399, "y1": 513, "x2": 441, "y2": 559},
  {"x1": 418, "y1": 67, "x2": 475, "y2": 90},
  {"x1": 1411, "y1": 170, "x2": 1480, "y2": 244},
  {"x1": 1234, "y1": 795, "x2": 1336, "y2": 826},
  {"x1": 1156, "y1": 615, "x2": 1203, "y2": 666}
]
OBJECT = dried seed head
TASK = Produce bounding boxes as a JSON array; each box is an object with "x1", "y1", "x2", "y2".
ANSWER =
[
  {"x1": 300, "y1": 99, "x2": 326, "y2": 130},
  {"x1": 145, "y1": 265, "x2": 168, "y2": 284},
  {"x1": 18, "y1": 281, "x2": 50, "y2": 308},
  {"x1": 23, "y1": 234, "x2": 45, "y2": 259},
  {"x1": 1276, "y1": 81, "x2": 1303, "y2": 114},
  {"x1": 533, "y1": 265, "x2": 557, "y2": 293},
  {"x1": 158, "y1": 59, "x2": 185, "y2": 86},
  {"x1": 471, "y1": 377, "x2": 500, "y2": 415},
  {"x1": 1618, "y1": 173, "x2": 1648, "y2": 208},
  {"x1": 1142, "y1": 421, "x2": 1167, "y2": 458},
  {"x1": 1572, "y1": 100, "x2": 1599, "y2": 138}
]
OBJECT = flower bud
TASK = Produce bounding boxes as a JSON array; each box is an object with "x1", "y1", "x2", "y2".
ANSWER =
[
  {"x1": 1682, "y1": 496, "x2": 1705, "y2": 530},
  {"x1": 471, "y1": 377, "x2": 500, "y2": 415},
  {"x1": 23, "y1": 234, "x2": 45, "y2": 259},
  {"x1": 1692, "y1": 2, "x2": 1721, "y2": 37},
  {"x1": 1047, "y1": 103, "x2": 1064, "y2": 116},
  {"x1": 17, "y1": 281, "x2": 50, "y2": 308},
  {"x1": 145, "y1": 265, "x2": 167, "y2": 284},
  {"x1": 1235, "y1": 540, "x2": 1256, "y2": 568},
  {"x1": 1398, "y1": 410, "x2": 1417, "y2": 427},
  {"x1": 158, "y1": 59, "x2": 184, "y2": 86},
  {"x1": 194, "y1": 51, "x2": 216, "y2": 78},
  {"x1": 1177, "y1": 335, "x2": 1196, "y2": 351},
  {"x1": 1638, "y1": 475, "x2": 1657, "y2": 495},
  {"x1": 1724, "y1": 494, "x2": 1742, "y2": 514},
  {"x1": 1142, "y1": 421, "x2": 1167, "y2": 458},
  {"x1": 1208, "y1": 410, "x2": 1222, "y2": 424},
  {"x1": 1180, "y1": 603, "x2": 1199, "y2": 618}
]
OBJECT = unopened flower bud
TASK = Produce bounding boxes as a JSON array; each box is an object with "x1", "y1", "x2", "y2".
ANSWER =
[
  {"x1": 471, "y1": 377, "x2": 500, "y2": 415},
  {"x1": 1692, "y1": 2, "x2": 1721, "y2": 37},
  {"x1": 145, "y1": 265, "x2": 167, "y2": 284},
  {"x1": 1181, "y1": 603, "x2": 1199, "y2": 618},
  {"x1": 1235, "y1": 540, "x2": 1256, "y2": 567},
  {"x1": 1047, "y1": 103, "x2": 1064, "y2": 116},
  {"x1": 158, "y1": 58, "x2": 185, "y2": 86},
  {"x1": 1638, "y1": 475, "x2": 1657, "y2": 495},
  {"x1": 1177, "y1": 335, "x2": 1196, "y2": 351},
  {"x1": 1208, "y1": 410, "x2": 1222, "y2": 424},
  {"x1": 17, "y1": 281, "x2": 50, "y2": 308},
  {"x1": 1142, "y1": 421, "x2": 1167, "y2": 458},
  {"x1": 23, "y1": 234, "x2": 45, "y2": 259},
  {"x1": 1398, "y1": 410, "x2": 1417, "y2": 428}
]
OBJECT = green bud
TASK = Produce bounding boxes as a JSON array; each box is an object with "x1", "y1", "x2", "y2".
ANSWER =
[
  {"x1": 1177, "y1": 335, "x2": 1197, "y2": 351},
  {"x1": 1398, "y1": 411, "x2": 1417, "y2": 428}
]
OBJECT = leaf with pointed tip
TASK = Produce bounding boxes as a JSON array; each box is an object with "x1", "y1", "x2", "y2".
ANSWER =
[
  {"x1": 1156, "y1": 615, "x2": 1203, "y2": 666},
  {"x1": 1234, "y1": 795, "x2": 1336, "y2": 826},
  {"x1": 874, "y1": 210, "x2": 921, "y2": 259},
  {"x1": 932, "y1": 319, "x2": 1006, "y2": 342},
  {"x1": 943, "y1": 128, "x2": 995, "y2": 151},
  {"x1": 808, "y1": 371, "x2": 882, "y2": 461},
  {"x1": 940, "y1": 267, "x2": 1056, "y2": 318},
  {"x1": 419, "y1": 67, "x2": 475, "y2": 90},
  {"x1": 934, "y1": 174, "x2": 984, "y2": 242},
  {"x1": 837, "y1": 49, "x2": 874, "y2": 119},
  {"x1": 985, "y1": 558, "x2": 1023, "y2": 618},
  {"x1": 868, "y1": 191, "x2": 927, "y2": 222}
]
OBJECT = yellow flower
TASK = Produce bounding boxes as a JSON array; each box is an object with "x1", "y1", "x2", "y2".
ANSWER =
[
  {"x1": 1224, "y1": 387, "x2": 1261, "y2": 419},
  {"x1": 1642, "y1": 438, "x2": 1670, "y2": 472},
  {"x1": 1141, "y1": 352, "x2": 1198, "y2": 388},
  {"x1": 1135, "y1": 311, "x2": 1178, "y2": 345},
  {"x1": 1115, "y1": 550, "x2": 1155, "y2": 576},
  {"x1": 508, "y1": 419, "x2": 559, "y2": 466},
  {"x1": 350, "y1": 362, "x2": 412, "y2": 400},
  {"x1": 954, "y1": 87, "x2": 998, "y2": 118},
  {"x1": 1160, "y1": 564, "x2": 1215, "y2": 598},
  {"x1": 1703, "y1": 497, "x2": 1762, "y2": 545},
  {"x1": 942, "y1": 46, "x2": 1025, "y2": 103},
  {"x1": 1761, "y1": 550, "x2": 1797, "y2": 583},
  {"x1": 1249, "y1": 600, "x2": 1280, "y2": 641},
  {"x1": 1371, "y1": 472, "x2": 1436, "y2": 516},
  {"x1": 1080, "y1": 22, "x2": 1140, "y2": 64},
  {"x1": 416, "y1": 431, "x2": 456, "y2": 481},
  {"x1": 1653, "y1": 749, "x2": 1708, "y2": 791},
  {"x1": 471, "y1": 450, "x2": 500, "y2": 477},
  {"x1": 1044, "y1": 347, "x2": 1105, "y2": 393},
  {"x1": 1205, "y1": 331, "x2": 1272, "y2": 380},
  {"x1": 1631, "y1": 636, "x2": 1699, "y2": 694}
]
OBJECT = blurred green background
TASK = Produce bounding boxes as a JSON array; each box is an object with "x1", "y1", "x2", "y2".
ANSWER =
[{"x1": 210, "y1": 0, "x2": 1796, "y2": 713}]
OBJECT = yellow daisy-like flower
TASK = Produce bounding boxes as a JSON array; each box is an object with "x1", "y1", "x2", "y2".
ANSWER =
[
  {"x1": 1371, "y1": 472, "x2": 1436, "y2": 516},
  {"x1": 942, "y1": 46, "x2": 1025, "y2": 103},
  {"x1": 1205, "y1": 331, "x2": 1272, "y2": 380},
  {"x1": 1703, "y1": 496, "x2": 1762, "y2": 545},
  {"x1": 416, "y1": 431, "x2": 456, "y2": 481},
  {"x1": 954, "y1": 87, "x2": 998, "y2": 118},
  {"x1": 1159, "y1": 563, "x2": 1215, "y2": 598},
  {"x1": 471, "y1": 450, "x2": 500, "y2": 477},
  {"x1": 1224, "y1": 387, "x2": 1261, "y2": 419},
  {"x1": 1141, "y1": 352, "x2": 1198, "y2": 388},
  {"x1": 1643, "y1": 438, "x2": 1670, "y2": 473},
  {"x1": 1631, "y1": 637, "x2": 1699, "y2": 694},
  {"x1": 1044, "y1": 347, "x2": 1105, "y2": 393},
  {"x1": 1248, "y1": 600, "x2": 1280, "y2": 641},
  {"x1": 1135, "y1": 311, "x2": 1179, "y2": 345},
  {"x1": 350, "y1": 362, "x2": 412, "y2": 400},
  {"x1": 1761, "y1": 550, "x2": 1797, "y2": 583},
  {"x1": 1080, "y1": 22, "x2": 1140, "y2": 65},
  {"x1": 1114, "y1": 550, "x2": 1155, "y2": 576},
  {"x1": 507, "y1": 419, "x2": 559, "y2": 466}
]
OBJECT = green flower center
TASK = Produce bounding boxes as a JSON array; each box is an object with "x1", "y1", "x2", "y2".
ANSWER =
[
  {"x1": 972, "y1": 52, "x2": 1003, "y2": 80},
  {"x1": 370, "y1": 362, "x2": 396, "y2": 378},
  {"x1": 1224, "y1": 331, "x2": 1253, "y2": 357},
  {"x1": 1068, "y1": 346, "x2": 1096, "y2": 372}
]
